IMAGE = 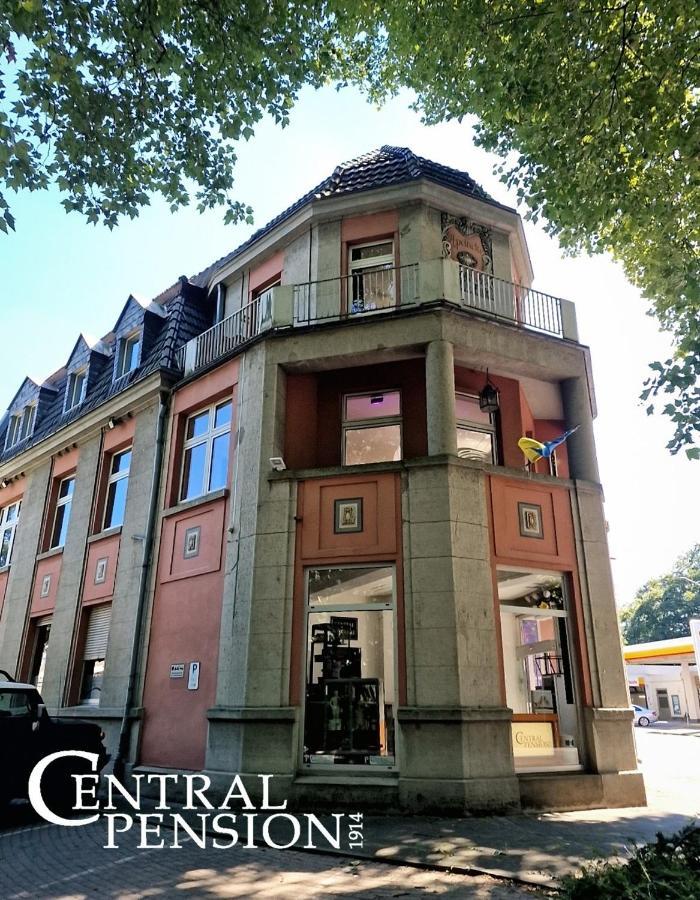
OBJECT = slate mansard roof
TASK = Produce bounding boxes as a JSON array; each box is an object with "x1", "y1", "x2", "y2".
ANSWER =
[
  {"x1": 0, "y1": 280, "x2": 210, "y2": 467},
  {"x1": 0, "y1": 146, "x2": 496, "y2": 469},
  {"x1": 192, "y1": 145, "x2": 504, "y2": 287}
]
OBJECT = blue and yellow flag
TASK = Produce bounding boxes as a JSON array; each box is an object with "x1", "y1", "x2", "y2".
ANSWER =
[{"x1": 518, "y1": 426, "x2": 579, "y2": 463}]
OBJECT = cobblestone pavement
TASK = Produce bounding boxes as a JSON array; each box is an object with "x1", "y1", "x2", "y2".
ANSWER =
[
  {"x1": 0, "y1": 819, "x2": 540, "y2": 899},
  {"x1": 1, "y1": 726, "x2": 696, "y2": 898}
]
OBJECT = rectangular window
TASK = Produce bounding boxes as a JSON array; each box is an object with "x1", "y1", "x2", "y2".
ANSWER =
[
  {"x1": 103, "y1": 448, "x2": 131, "y2": 530},
  {"x1": 498, "y1": 568, "x2": 582, "y2": 773},
  {"x1": 116, "y1": 331, "x2": 141, "y2": 379},
  {"x1": 20, "y1": 404, "x2": 36, "y2": 441},
  {"x1": 180, "y1": 400, "x2": 232, "y2": 501},
  {"x1": 342, "y1": 391, "x2": 402, "y2": 465},
  {"x1": 29, "y1": 619, "x2": 51, "y2": 695},
  {"x1": 5, "y1": 414, "x2": 21, "y2": 449},
  {"x1": 64, "y1": 369, "x2": 87, "y2": 411},
  {"x1": 349, "y1": 241, "x2": 395, "y2": 314},
  {"x1": 0, "y1": 500, "x2": 21, "y2": 567},
  {"x1": 5, "y1": 404, "x2": 36, "y2": 450},
  {"x1": 80, "y1": 604, "x2": 111, "y2": 705},
  {"x1": 455, "y1": 392, "x2": 497, "y2": 463},
  {"x1": 50, "y1": 477, "x2": 75, "y2": 549},
  {"x1": 303, "y1": 566, "x2": 396, "y2": 769},
  {"x1": 250, "y1": 279, "x2": 280, "y2": 335}
]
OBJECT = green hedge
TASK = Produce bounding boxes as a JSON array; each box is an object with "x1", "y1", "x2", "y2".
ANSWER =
[{"x1": 559, "y1": 825, "x2": 700, "y2": 899}]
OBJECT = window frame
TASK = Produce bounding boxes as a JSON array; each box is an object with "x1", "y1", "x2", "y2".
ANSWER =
[
  {"x1": 179, "y1": 399, "x2": 233, "y2": 502},
  {"x1": 102, "y1": 447, "x2": 132, "y2": 530},
  {"x1": 0, "y1": 499, "x2": 21, "y2": 568},
  {"x1": 250, "y1": 276, "x2": 281, "y2": 335},
  {"x1": 28, "y1": 620, "x2": 51, "y2": 694},
  {"x1": 5, "y1": 403, "x2": 36, "y2": 450},
  {"x1": 64, "y1": 367, "x2": 88, "y2": 412},
  {"x1": 5, "y1": 413, "x2": 21, "y2": 450},
  {"x1": 497, "y1": 566, "x2": 585, "y2": 774},
  {"x1": 341, "y1": 390, "x2": 403, "y2": 466},
  {"x1": 301, "y1": 563, "x2": 398, "y2": 772},
  {"x1": 347, "y1": 239, "x2": 396, "y2": 314},
  {"x1": 455, "y1": 391, "x2": 498, "y2": 464},
  {"x1": 50, "y1": 475, "x2": 75, "y2": 550},
  {"x1": 115, "y1": 330, "x2": 141, "y2": 380}
]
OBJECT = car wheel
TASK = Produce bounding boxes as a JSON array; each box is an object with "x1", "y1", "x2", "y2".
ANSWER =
[{"x1": 638, "y1": 716, "x2": 650, "y2": 727}]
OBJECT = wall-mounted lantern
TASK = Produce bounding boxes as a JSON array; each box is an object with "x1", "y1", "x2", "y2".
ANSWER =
[{"x1": 479, "y1": 370, "x2": 500, "y2": 414}]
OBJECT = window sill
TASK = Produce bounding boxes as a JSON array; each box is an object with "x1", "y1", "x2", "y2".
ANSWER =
[
  {"x1": 162, "y1": 487, "x2": 228, "y2": 519},
  {"x1": 36, "y1": 546, "x2": 64, "y2": 562},
  {"x1": 53, "y1": 705, "x2": 127, "y2": 719},
  {"x1": 87, "y1": 526, "x2": 123, "y2": 544},
  {"x1": 0, "y1": 564, "x2": 9, "y2": 576}
]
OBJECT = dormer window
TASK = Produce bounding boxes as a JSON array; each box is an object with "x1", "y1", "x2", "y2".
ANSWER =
[
  {"x1": 5, "y1": 403, "x2": 36, "y2": 450},
  {"x1": 64, "y1": 368, "x2": 87, "y2": 412},
  {"x1": 115, "y1": 331, "x2": 141, "y2": 379}
]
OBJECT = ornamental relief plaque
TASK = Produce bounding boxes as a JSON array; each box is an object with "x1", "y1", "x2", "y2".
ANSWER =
[{"x1": 441, "y1": 213, "x2": 493, "y2": 273}]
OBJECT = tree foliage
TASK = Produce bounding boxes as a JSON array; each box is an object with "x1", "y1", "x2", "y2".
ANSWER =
[
  {"x1": 1, "y1": 2, "x2": 698, "y2": 450},
  {"x1": 343, "y1": 1, "x2": 699, "y2": 455},
  {"x1": 0, "y1": 1, "x2": 337, "y2": 229},
  {"x1": 620, "y1": 544, "x2": 700, "y2": 644}
]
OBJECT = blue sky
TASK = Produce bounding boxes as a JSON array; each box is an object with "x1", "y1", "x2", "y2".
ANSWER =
[{"x1": 0, "y1": 85, "x2": 696, "y2": 608}]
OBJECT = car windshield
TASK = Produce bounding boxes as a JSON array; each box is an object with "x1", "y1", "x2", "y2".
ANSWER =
[{"x1": 0, "y1": 689, "x2": 35, "y2": 717}]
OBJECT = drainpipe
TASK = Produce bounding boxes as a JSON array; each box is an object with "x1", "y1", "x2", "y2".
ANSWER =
[{"x1": 113, "y1": 390, "x2": 169, "y2": 781}]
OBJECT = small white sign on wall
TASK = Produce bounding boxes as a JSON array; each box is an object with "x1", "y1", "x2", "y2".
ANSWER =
[
  {"x1": 170, "y1": 663, "x2": 185, "y2": 679},
  {"x1": 188, "y1": 661, "x2": 200, "y2": 691}
]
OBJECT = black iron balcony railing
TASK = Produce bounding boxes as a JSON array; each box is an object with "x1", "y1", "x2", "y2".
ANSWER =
[
  {"x1": 176, "y1": 261, "x2": 577, "y2": 376},
  {"x1": 293, "y1": 263, "x2": 420, "y2": 326},
  {"x1": 459, "y1": 266, "x2": 563, "y2": 337}
]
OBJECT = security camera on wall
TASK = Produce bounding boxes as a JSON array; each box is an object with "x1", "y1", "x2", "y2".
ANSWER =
[{"x1": 269, "y1": 457, "x2": 286, "y2": 472}]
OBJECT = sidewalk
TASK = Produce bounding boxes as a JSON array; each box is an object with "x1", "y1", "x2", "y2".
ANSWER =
[
  {"x1": 115, "y1": 796, "x2": 695, "y2": 890},
  {"x1": 355, "y1": 804, "x2": 696, "y2": 887}
]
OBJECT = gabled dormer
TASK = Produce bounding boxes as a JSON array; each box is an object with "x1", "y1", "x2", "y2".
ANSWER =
[
  {"x1": 3, "y1": 377, "x2": 57, "y2": 452},
  {"x1": 111, "y1": 295, "x2": 167, "y2": 382},
  {"x1": 63, "y1": 334, "x2": 111, "y2": 413}
]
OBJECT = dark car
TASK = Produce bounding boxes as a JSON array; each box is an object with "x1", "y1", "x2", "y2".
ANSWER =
[{"x1": 0, "y1": 672, "x2": 110, "y2": 812}]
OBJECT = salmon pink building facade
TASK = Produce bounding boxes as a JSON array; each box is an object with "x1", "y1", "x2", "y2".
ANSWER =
[{"x1": 0, "y1": 147, "x2": 645, "y2": 812}]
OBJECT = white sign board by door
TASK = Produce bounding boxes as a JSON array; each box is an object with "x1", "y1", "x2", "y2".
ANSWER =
[{"x1": 188, "y1": 661, "x2": 200, "y2": 691}]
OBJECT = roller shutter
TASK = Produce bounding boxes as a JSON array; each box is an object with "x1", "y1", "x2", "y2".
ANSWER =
[{"x1": 83, "y1": 604, "x2": 111, "y2": 660}]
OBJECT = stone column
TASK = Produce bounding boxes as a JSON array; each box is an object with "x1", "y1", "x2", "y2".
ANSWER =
[
  {"x1": 561, "y1": 376, "x2": 600, "y2": 483},
  {"x1": 399, "y1": 461, "x2": 519, "y2": 813},
  {"x1": 680, "y1": 662, "x2": 700, "y2": 721},
  {"x1": 206, "y1": 345, "x2": 298, "y2": 801},
  {"x1": 41, "y1": 437, "x2": 102, "y2": 710},
  {"x1": 0, "y1": 463, "x2": 52, "y2": 674},
  {"x1": 425, "y1": 340, "x2": 458, "y2": 457}
]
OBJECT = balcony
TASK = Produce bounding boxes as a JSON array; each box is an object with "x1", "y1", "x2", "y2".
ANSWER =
[{"x1": 177, "y1": 260, "x2": 578, "y2": 376}]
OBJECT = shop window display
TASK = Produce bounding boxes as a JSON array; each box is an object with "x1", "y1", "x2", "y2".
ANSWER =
[
  {"x1": 498, "y1": 568, "x2": 583, "y2": 772},
  {"x1": 303, "y1": 566, "x2": 396, "y2": 768}
]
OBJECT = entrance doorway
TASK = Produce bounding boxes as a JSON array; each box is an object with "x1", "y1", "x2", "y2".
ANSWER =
[{"x1": 656, "y1": 689, "x2": 671, "y2": 720}]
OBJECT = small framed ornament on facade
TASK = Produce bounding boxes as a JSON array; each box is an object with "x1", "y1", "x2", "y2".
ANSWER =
[
  {"x1": 518, "y1": 502, "x2": 544, "y2": 539},
  {"x1": 334, "y1": 498, "x2": 363, "y2": 534},
  {"x1": 94, "y1": 557, "x2": 108, "y2": 585},
  {"x1": 183, "y1": 525, "x2": 201, "y2": 559},
  {"x1": 40, "y1": 574, "x2": 51, "y2": 598}
]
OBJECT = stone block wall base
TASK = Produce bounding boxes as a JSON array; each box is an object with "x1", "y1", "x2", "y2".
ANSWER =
[
  {"x1": 519, "y1": 770, "x2": 647, "y2": 812},
  {"x1": 398, "y1": 775, "x2": 521, "y2": 815},
  {"x1": 291, "y1": 775, "x2": 402, "y2": 813}
]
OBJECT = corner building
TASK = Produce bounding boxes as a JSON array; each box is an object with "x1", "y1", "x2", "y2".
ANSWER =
[{"x1": 0, "y1": 147, "x2": 645, "y2": 813}]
